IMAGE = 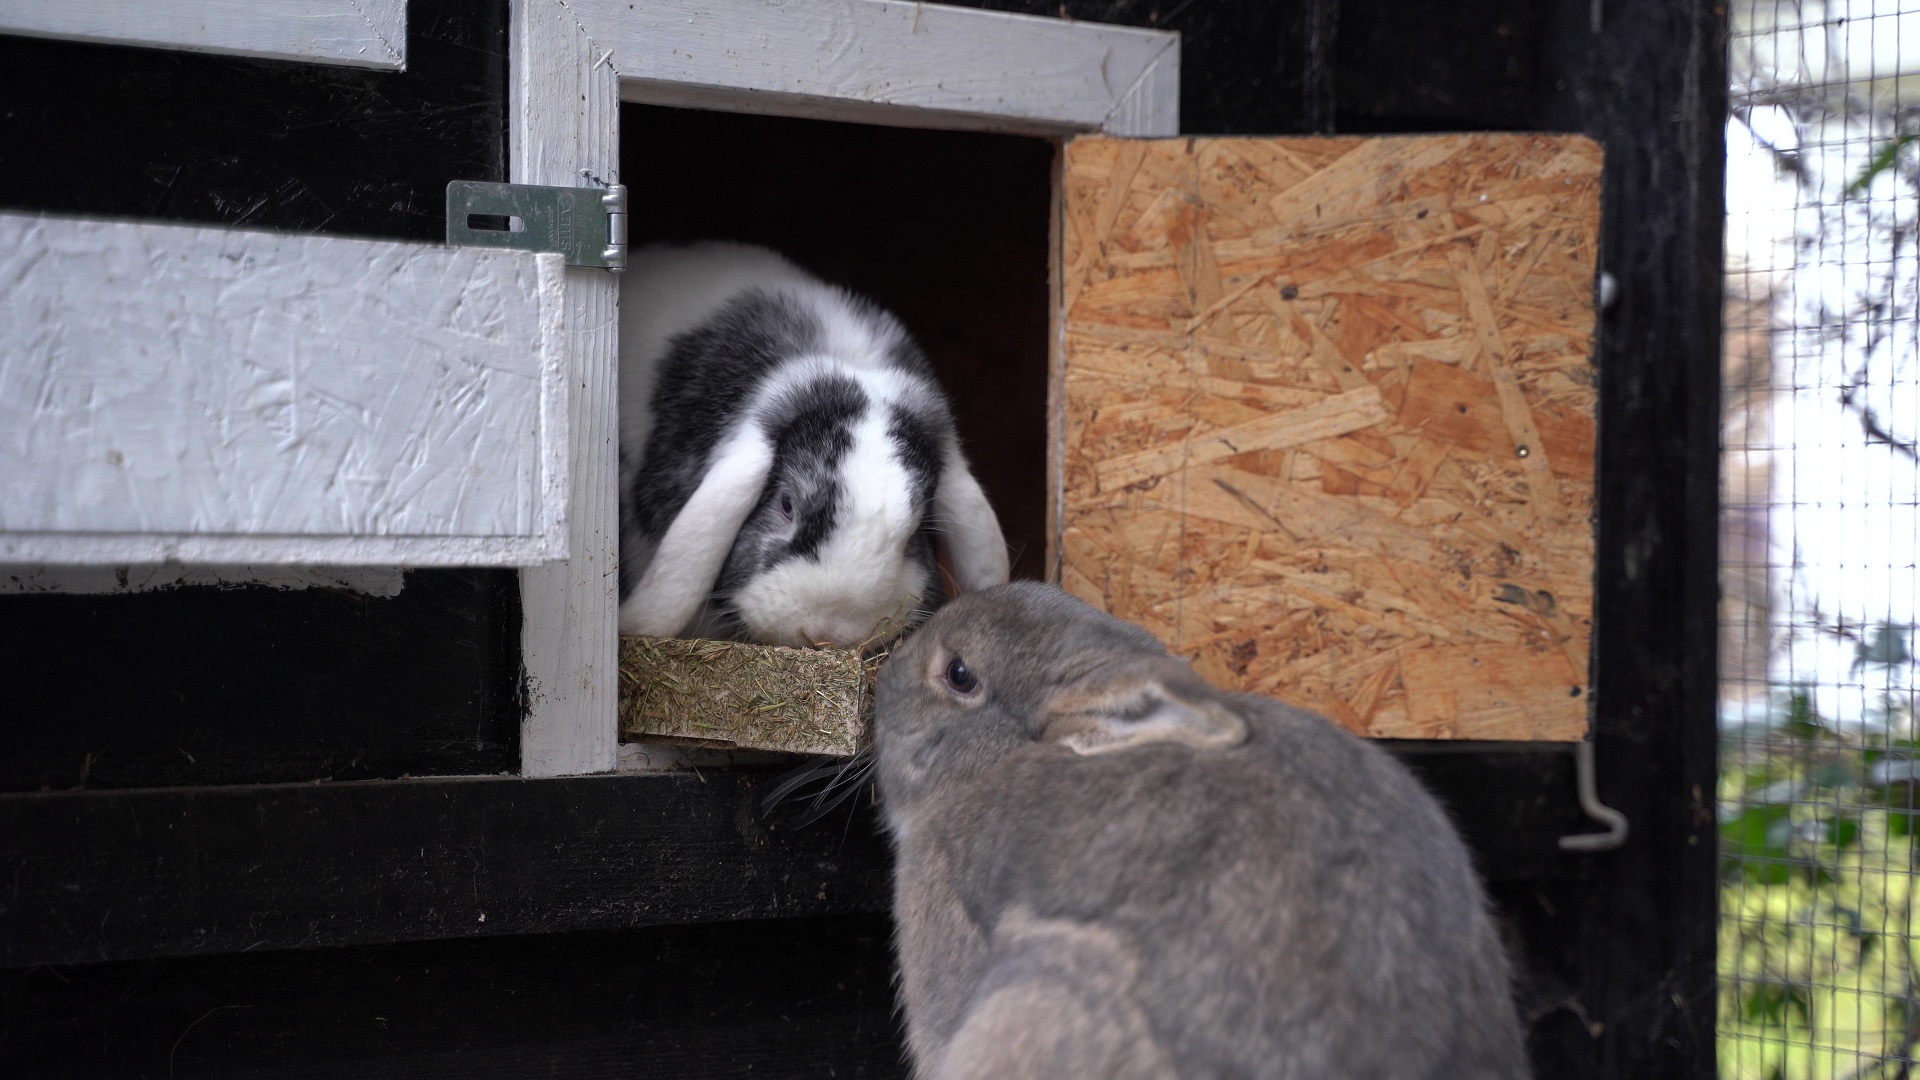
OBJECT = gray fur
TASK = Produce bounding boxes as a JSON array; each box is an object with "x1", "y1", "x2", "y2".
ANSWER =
[{"x1": 874, "y1": 582, "x2": 1529, "y2": 1080}]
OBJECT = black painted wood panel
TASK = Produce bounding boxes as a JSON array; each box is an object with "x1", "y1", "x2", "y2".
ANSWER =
[
  {"x1": 0, "y1": 0, "x2": 504, "y2": 240},
  {"x1": 1333, "y1": 0, "x2": 1542, "y2": 132},
  {"x1": 1527, "y1": 0, "x2": 1726, "y2": 1074},
  {"x1": 0, "y1": 0, "x2": 523, "y2": 790},
  {"x1": 0, "y1": 749, "x2": 1583, "y2": 972},
  {"x1": 0, "y1": 771, "x2": 891, "y2": 970},
  {"x1": 0, "y1": 571, "x2": 522, "y2": 792},
  {"x1": 965, "y1": 0, "x2": 1340, "y2": 134},
  {"x1": 0, "y1": 916, "x2": 907, "y2": 1079}
]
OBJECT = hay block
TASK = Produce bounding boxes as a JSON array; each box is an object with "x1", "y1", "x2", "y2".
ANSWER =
[{"x1": 617, "y1": 636, "x2": 876, "y2": 757}]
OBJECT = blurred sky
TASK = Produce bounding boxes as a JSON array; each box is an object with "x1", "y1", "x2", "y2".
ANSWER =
[{"x1": 1727, "y1": 0, "x2": 1920, "y2": 729}]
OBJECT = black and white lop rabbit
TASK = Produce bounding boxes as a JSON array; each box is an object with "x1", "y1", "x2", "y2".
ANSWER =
[{"x1": 617, "y1": 242, "x2": 1008, "y2": 648}]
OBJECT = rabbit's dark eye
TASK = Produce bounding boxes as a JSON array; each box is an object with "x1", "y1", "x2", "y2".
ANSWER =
[
  {"x1": 943, "y1": 656, "x2": 979, "y2": 695},
  {"x1": 777, "y1": 491, "x2": 795, "y2": 522}
]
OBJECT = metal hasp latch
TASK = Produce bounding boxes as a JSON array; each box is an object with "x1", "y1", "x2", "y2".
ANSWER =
[{"x1": 446, "y1": 180, "x2": 628, "y2": 271}]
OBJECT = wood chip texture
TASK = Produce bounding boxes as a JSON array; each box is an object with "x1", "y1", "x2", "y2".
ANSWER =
[
  {"x1": 618, "y1": 636, "x2": 875, "y2": 757},
  {"x1": 1056, "y1": 134, "x2": 1601, "y2": 741}
]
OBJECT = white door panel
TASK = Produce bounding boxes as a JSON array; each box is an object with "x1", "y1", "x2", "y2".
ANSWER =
[
  {"x1": 0, "y1": 0, "x2": 407, "y2": 69},
  {"x1": 0, "y1": 212, "x2": 568, "y2": 566}
]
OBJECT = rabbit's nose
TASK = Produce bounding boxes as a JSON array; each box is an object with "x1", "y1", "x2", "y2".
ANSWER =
[
  {"x1": 807, "y1": 615, "x2": 880, "y2": 650},
  {"x1": 806, "y1": 627, "x2": 850, "y2": 649}
]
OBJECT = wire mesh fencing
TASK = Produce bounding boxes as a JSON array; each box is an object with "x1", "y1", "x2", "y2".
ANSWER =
[{"x1": 1721, "y1": 2, "x2": 1920, "y2": 1077}]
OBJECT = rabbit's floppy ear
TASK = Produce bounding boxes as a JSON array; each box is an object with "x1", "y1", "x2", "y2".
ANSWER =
[
  {"x1": 933, "y1": 444, "x2": 1009, "y2": 592},
  {"x1": 1045, "y1": 670, "x2": 1248, "y2": 757},
  {"x1": 618, "y1": 425, "x2": 774, "y2": 637}
]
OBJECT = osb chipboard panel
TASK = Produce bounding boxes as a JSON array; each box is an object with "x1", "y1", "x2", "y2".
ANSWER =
[{"x1": 1055, "y1": 134, "x2": 1601, "y2": 741}]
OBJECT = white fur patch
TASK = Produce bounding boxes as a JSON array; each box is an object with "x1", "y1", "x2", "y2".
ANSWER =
[
  {"x1": 618, "y1": 426, "x2": 774, "y2": 637},
  {"x1": 732, "y1": 366, "x2": 934, "y2": 648},
  {"x1": 934, "y1": 446, "x2": 1010, "y2": 590}
]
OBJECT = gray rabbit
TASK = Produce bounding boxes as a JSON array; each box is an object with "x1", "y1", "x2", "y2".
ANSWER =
[{"x1": 873, "y1": 582, "x2": 1529, "y2": 1080}]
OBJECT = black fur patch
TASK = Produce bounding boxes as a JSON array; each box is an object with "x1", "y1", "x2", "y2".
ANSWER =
[
  {"x1": 697, "y1": 372, "x2": 868, "y2": 636},
  {"x1": 627, "y1": 290, "x2": 823, "y2": 543},
  {"x1": 887, "y1": 404, "x2": 943, "y2": 512},
  {"x1": 756, "y1": 374, "x2": 867, "y2": 562}
]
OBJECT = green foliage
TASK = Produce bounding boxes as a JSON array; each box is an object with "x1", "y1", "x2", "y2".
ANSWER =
[
  {"x1": 1720, "y1": 694, "x2": 1920, "y2": 1079},
  {"x1": 1847, "y1": 133, "x2": 1918, "y2": 197},
  {"x1": 1744, "y1": 983, "x2": 1814, "y2": 1027},
  {"x1": 1891, "y1": 804, "x2": 1919, "y2": 839},
  {"x1": 1783, "y1": 689, "x2": 1825, "y2": 739},
  {"x1": 1724, "y1": 803, "x2": 1794, "y2": 884},
  {"x1": 1827, "y1": 815, "x2": 1862, "y2": 851}
]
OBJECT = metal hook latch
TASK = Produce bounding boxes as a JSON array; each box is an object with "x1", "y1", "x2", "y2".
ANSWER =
[{"x1": 1559, "y1": 737, "x2": 1629, "y2": 853}]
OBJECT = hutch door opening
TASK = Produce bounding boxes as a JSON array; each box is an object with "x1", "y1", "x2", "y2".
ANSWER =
[{"x1": 620, "y1": 104, "x2": 1055, "y2": 585}]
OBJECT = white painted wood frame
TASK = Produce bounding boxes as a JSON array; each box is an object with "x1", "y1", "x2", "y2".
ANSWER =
[
  {"x1": 511, "y1": 0, "x2": 1177, "y2": 776},
  {"x1": 0, "y1": 212, "x2": 570, "y2": 567},
  {"x1": 590, "y1": 0, "x2": 1179, "y2": 136},
  {"x1": 0, "y1": 0, "x2": 408, "y2": 70},
  {"x1": 512, "y1": 0, "x2": 623, "y2": 778}
]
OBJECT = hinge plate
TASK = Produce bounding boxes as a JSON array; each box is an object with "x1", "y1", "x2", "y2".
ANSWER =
[{"x1": 446, "y1": 180, "x2": 628, "y2": 270}]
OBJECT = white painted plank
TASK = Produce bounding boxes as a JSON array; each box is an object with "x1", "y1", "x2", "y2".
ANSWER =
[
  {"x1": 0, "y1": 213, "x2": 569, "y2": 566},
  {"x1": 512, "y1": 0, "x2": 621, "y2": 777},
  {"x1": 0, "y1": 0, "x2": 406, "y2": 70},
  {"x1": 570, "y1": 0, "x2": 1180, "y2": 136},
  {"x1": 1108, "y1": 39, "x2": 1181, "y2": 138}
]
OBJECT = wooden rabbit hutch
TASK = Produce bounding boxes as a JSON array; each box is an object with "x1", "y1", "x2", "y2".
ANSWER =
[
  {"x1": 0, "y1": 0, "x2": 1721, "y2": 1077},
  {"x1": 0, "y1": 0, "x2": 1601, "y2": 759}
]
